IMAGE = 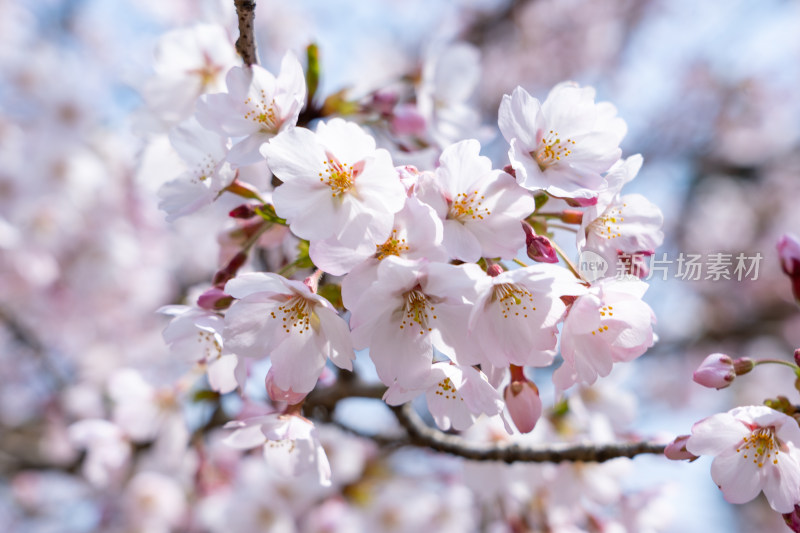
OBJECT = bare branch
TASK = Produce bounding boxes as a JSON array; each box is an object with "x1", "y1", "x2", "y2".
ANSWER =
[
  {"x1": 392, "y1": 403, "x2": 666, "y2": 463},
  {"x1": 233, "y1": 0, "x2": 258, "y2": 66}
]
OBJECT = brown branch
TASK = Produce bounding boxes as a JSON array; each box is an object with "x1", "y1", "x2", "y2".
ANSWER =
[
  {"x1": 393, "y1": 403, "x2": 665, "y2": 463},
  {"x1": 305, "y1": 377, "x2": 667, "y2": 464},
  {"x1": 391, "y1": 403, "x2": 666, "y2": 464},
  {"x1": 234, "y1": 0, "x2": 258, "y2": 66}
]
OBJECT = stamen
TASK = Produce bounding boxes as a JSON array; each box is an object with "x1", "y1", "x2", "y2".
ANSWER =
[
  {"x1": 376, "y1": 229, "x2": 409, "y2": 259},
  {"x1": 318, "y1": 158, "x2": 356, "y2": 197},
  {"x1": 449, "y1": 189, "x2": 491, "y2": 221},
  {"x1": 270, "y1": 295, "x2": 312, "y2": 334},
  {"x1": 533, "y1": 129, "x2": 576, "y2": 170},
  {"x1": 492, "y1": 283, "x2": 535, "y2": 319}
]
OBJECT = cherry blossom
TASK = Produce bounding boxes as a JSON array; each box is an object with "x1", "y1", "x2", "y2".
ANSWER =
[
  {"x1": 196, "y1": 52, "x2": 306, "y2": 165},
  {"x1": 383, "y1": 362, "x2": 504, "y2": 431},
  {"x1": 140, "y1": 24, "x2": 239, "y2": 128},
  {"x1": 263, "y1": 118, "x2": 407, "y2": 262},
  {"x1": 499, "y1": 83, "x2": 626, "y2": 204},
  {"x1": 159, "y1": 305, "x2": 243, "y2": 394},
  {"x1": 685, "y1": 405, "x2": 800, "y2": 513},
  {"x1": 224, "y1": 413, "x2": 332, "y2": 486},
  {"x1": 553, "y1": 278, "x2": 656, "y2": 391},
  {"x1": 463, "y1": 263, "x2": 585, "y2": 368},
  {"x1": 157, "y1": 117, "x2": 236, "y2": 222},
  {"x1": 223, "y1": 272, "x2": 354, "y2": 393},
  {"x1": 346, "y1": 257, "x2": 479, "y2": 388},
  {"x1": 416, "y1": 138, "x2": 535, "y2": 262},
  {"x1": 578, "y1": 154, "x2": 664, "y2": 263}
]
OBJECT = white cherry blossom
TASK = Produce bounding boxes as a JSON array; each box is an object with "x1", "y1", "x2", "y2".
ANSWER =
[
  {"x1": 416, "y1": 139, "x2": 535, "y2": 262},
  {"x1": 157, "y1": 117, "x2": 235, "y2": 222},
  {"x1": 263, "y1": 118, "x2": 406, "y2": 261},
  {"x1": 383, "y1": 362, "x2": 504, "y2": 431},
  {"x1": 223, "y1": 272, "x2": 354, "y2": 394},
  {"x1": 346, "y1": 258, "x2": 479, "y2": 388},
  {"x1": 224, "y1": 414, "x2": 332, "y2": 487},
  {"x1": 686, "y1": 405, "x2": 800, "y2": 513},
  {"x1": 196, "y1": 52, "x2": 306, "y2": 165},
  {"x1": 499, "y1": 83, "x2": 626, "y2": 204}
]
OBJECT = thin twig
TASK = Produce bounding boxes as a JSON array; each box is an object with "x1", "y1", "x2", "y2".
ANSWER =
[{"x1": 233, "y1": 0, "x2": 258, "y2": 66}]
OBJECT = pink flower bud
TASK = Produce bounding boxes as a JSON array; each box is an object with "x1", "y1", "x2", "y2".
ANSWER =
[
  {"x1": 778, "y1": 234, "x2": 800, "y2": 303},
  {"x1": 371, "y1": 89, "x2": 398, "y2": 115},
  {"x1": 486, "y1": 264, "x2": 504, "y2": 277},
  {"x1": 664, "y1": 435, "x2": 697, "y2": 461},
  {"x1": 197, "y1": 287, "x2": 233, "y2": 310},
  {"x1": 693, "y1": 353, "x2": 735, "y2": 389},
  {"x1": 504, "y1": 375, "x2": 542, "y2": 434},
  {"x1": 265, "y1": 370, "x2": 307, "y2": 405},
  {"x1": 784, "y1": 505, "x2": 800, "y2": 533},
  {"x1": 522, "y1": 222, "x2": 558, "y2": 263}
]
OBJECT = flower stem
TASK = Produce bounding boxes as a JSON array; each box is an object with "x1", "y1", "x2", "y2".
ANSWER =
[
  {"x1": 754, "y1": 358, "x2": 800, "y2": 371},
  {"x1": 550, "y1": 240, "x2": 583, "y2": 280}
]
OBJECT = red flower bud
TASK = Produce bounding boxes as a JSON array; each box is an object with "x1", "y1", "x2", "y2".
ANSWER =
[{"x1": 693, "y1": 353, "x2": 735, "y2": 389}]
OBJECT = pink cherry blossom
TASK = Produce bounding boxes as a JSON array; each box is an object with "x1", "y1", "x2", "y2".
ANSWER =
[
  {"x1": 499, "y1": 83, "x2": 626, "y2": 204},
  {"x1": 578, "y1": 155, "x2": 664, "y2": 262},
  {"x1": 346, "y1": 257, "x2": 479, "y2": 388},
  {"x1": 553, "y1": 278, "x2": 656, "y2": 391},
  {"x1": 383, "y1": 362, "x2": 504, "y2": 431},
  {"x1": 464, "y1": 264, "x2": 585, "y2": 368},
  {"x1": 263, "y1": 118, "x2": 406, "y2": 261},
  {"x1": 224, "y1": 414, "x2": 332, "y2": 486},
  {"x1": 416, "y1": 138, "x2": 535, "y2": 262},
  {"x1": 196, "y1": 52, "x2": 306, "y2": 165},
  {"x1": 685, "y1": 405, "x2": 800, "y2": 513},
  {"x1": 223, "y1": 272, "x2": 354, "y2": 393}
]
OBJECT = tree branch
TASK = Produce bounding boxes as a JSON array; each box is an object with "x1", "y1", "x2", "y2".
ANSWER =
[
  {"x1": 233, "y1": 0, "x2": 258, "y2": 66},
  {"x1": 392, "y1": 403, "x2": 666, "y2": 463},
  {"x1": 305, "y1": 377, "x2": 667, "y2": 464}
]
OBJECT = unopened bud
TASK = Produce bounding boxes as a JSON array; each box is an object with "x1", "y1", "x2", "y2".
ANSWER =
[
  {"x1": 693, "y1": 353, "x2": 735, "y2": 389},
  {"x1": 229, "y1": 203, "x2": 258, "y2": 219},
  {"x1": 778, "y1": 234, "x2": 800, "y2": 303},
  {"x1": 795, "y1": 349, "x2": 800, "y2": 367},
  {"x1": 213, "y1": 251, "x2": 248, "y2": 287},
  {"x1": 371, "y1": 89, "x2": 398, "y2": 115},
  {"x1": 503, "y1": 369, "x2": 542, "y2": 434},
  {"x1": 197, "y1": 287, "x2": 233, "y2": 310},
  {"x1": 664, "y1": 435, "x2": 697, "y2": 461},
  {"x1": 784, "y1": 505, "x2": 800, "y2": 533},
  {"x1": 486, "y1": 264, "x2": 504, "y2": 277},
  {"x1": 265, "y1": 370, "x2": 307, "y2": 405},
  {"x1": 502, "y1": 164, "x2": 516, "y2": 178},
  {"x1": 522, "y1": 222, "x2": 558, "y2": 263}
]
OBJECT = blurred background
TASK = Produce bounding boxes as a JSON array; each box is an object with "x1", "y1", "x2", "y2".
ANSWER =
[{"x1": 2, "y1": 0, "x2": 800, "y2": 531}]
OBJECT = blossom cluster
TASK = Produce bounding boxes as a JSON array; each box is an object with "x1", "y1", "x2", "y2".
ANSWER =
[{"x1": 148, "y1": 21, "x2": 666, "y2": 487}]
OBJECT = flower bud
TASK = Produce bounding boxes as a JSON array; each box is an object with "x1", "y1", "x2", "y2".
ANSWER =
[
  {"x1": 778, "y1": 234, "x2": 800, "y2": 303},
  {"x1": 197, "y1": 287, "x2": 233, "y2": 310},
  {"x1": 486, "y1": 264, "x2": 504, "y2": 277},
  {"x1": 664, "y1": 435, "x2": 697, "y2": 461},
  {"x1": 503, "y1": 369, "x2": 542, "y2": 433},
  {"x1": 265, "y1": 370, "x2": 307, "y2": 405},
  {"x1": 522, "y1": 222, "x2": 558, "y2": 263},
  {"x1": 693, "y1": 353, "x2": 735, "y2": 389},
  {"x1": 228, "y1": 203, "x2": 258, "y2": 219},
  {"x1": 784, "y1": 505, "x2": 800, "y2": 533}
]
